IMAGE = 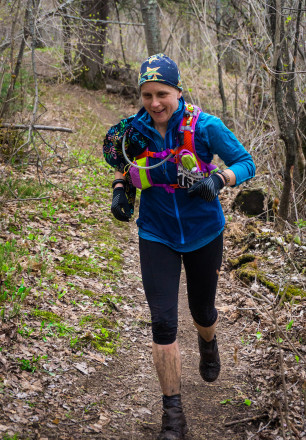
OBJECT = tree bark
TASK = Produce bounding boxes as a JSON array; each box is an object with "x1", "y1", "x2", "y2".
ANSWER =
[
  {"x1": 114, "y1": 0, "x2": 127, "y2": 67},
  {"x1": 0, "y1": 0, "x2": 31, "y2": 119},
  {"x1": 268, "y1": 0, "x2": 304, "y2": 223},
  {"x1": 79, "y1": 0, "x2": 110, "y2": 88},
  {"x1": 139, "y1": 0, "x2": 162, "y2": 56},
  {"x1": 61, "y1": 5, "x2": 72, "y2": 67},
  {"x1": 216, "y1": 0, "x2": 227, "y2": 124}
]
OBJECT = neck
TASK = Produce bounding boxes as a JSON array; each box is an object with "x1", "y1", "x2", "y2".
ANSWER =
[{"x1": 154, "y1": 123, "x2": 167, "y2": 139}]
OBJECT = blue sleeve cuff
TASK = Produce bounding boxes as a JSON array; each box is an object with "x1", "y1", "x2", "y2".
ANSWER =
[
  {"x1": 228, "y1": 160, "x2": 256, "y2": 186},
  {"x1": 196, "y1": 115, "x2": 256, "y2": 186}
]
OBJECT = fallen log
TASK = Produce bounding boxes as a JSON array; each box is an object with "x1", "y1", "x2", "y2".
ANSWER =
[{"x1": 0, "y1": 124, "x2": 73, "y2": 133}]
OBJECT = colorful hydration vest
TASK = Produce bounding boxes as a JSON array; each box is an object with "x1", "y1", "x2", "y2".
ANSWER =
[{"x1": 128, "y1": 103, "x2": 218, "y2": 193}]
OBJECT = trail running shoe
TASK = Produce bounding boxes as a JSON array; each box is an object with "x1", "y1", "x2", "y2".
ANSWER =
[
  {"x1": 198, "y1": 334, "x2": 221, "y2": 382},
  {"x1": 158, "y1": 395, "x2": 188, "y2": 440}
]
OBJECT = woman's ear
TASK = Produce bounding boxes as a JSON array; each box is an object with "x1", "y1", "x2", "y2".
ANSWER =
[{"x1": 178, "y1": 91, "x2": 182, "y2": 99}]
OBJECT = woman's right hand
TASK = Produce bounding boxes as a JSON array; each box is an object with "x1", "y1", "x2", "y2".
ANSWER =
[{"x1": 188, "y1": 174, "x2": 224, "y2": 202}]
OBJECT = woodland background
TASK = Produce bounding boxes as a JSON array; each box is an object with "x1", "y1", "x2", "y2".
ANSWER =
[{"x1": 0, "y1": 1, "x2": 305, "y2": 440}]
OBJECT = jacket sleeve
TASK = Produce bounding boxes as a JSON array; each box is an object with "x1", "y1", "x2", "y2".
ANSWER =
[
  {"x1": 195, "y1": 114, "x2": 256, "y2": 186},
  {"x1": 103, "y1": 116, "x2": 134, "y2": 173},
  {"x1": 103, "y1": 116, "x2": 149, "y2": 215},
  {"x1": 103, "y1": 116, "x2": 137, "y2": 214}
]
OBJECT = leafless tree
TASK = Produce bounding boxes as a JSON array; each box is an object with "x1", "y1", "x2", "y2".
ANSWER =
[
  {"x1": 267, "y1": 0, "x2": 305, "y2": 223},
  {"x1": 139, "y1": 0, "x2": 162, "y2": 56},
  {"x1": 79, "y1": 0, "x2": 110, "y2": 88}
]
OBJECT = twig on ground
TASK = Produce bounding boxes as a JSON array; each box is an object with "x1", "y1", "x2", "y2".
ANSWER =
[
  {"x1": 2, "y1": 196, "x2": 53, "y2": 203},
  {"x1": 278, "y1": 400, "x2": 287, "y2": 440},
  {"x1": 225, "y1": 413, "x2": 267, "y2": 427},
  {"x1": 248, "y1": 420, "x2": 272, "y2": 439},
  {"x1": 273, "y1": 308, "x2": 293, "y2": 440}
]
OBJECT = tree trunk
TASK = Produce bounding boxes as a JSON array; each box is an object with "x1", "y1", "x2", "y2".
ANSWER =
[
  {"x1": 215, "y1": 0, "x2": 227, "y2": 124},
  {"x1": 181, "y1": 23, "x2": 191, "y2": 63},
  {"x1": 79, "y1": 0, "x2": 110, "y2": 89},
  {"x1": 0, "y1": 0, "x2": 30, "y2": 118},
  {"x1": 114, "y1": 0, "x2": 127, "y2": 67},
  {"x1": 268, "y1": 0, "x2": 304, "y2": 223},
  {"x1": 61, "y1": 6, "x2": 72, "y2": 67},
  {"x1": 139, "y1": 0, "x2": 162, "y2": 56},
  {"x1": 297, "y1": 102, "x2": 306, "y2": 173}
]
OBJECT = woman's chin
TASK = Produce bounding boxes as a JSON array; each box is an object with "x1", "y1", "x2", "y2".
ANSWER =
[{"x1": 152, "y1": 113, "x2": 167, "y2": 123}]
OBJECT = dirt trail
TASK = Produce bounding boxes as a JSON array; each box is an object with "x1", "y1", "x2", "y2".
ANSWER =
[{"x1": 77, "y1": 224, "x2": 257, "y2": 440}]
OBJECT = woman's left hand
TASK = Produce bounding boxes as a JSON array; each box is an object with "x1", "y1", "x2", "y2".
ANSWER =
[{"x1": 188, "y1": 174, "x2": 224, "y2": 202}]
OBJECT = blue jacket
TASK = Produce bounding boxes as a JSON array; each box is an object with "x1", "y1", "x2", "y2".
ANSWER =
[
  {"x1": 132, "y1": 98, "x2": 255, "y2": 250},
  {"x1": 104, "y1": 97, "x2": 255, "y2": 251}
]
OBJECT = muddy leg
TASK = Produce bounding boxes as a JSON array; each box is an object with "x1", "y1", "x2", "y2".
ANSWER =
[
  {"x1": 152, "y1": 340, "x2": 181, "y2": 396},
  {"x1": 152, "y1": 341, "x2": 187, "y2": 439}
]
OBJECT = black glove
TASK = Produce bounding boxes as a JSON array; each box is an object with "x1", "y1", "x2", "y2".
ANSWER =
[
  {"x1": 188, "y1": 173, "x2": 225, "y2": 202},
  {"x1": 111, "y1": 187, "x2": 131, "y2": 222}
]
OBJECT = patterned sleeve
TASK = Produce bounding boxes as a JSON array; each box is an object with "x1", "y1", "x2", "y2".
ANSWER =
[{"x1": 103, "y1": 116, "x2": 148, "y2": 215}]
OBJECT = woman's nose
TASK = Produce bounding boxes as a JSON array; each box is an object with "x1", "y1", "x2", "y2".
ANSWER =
[{"x1": 151, "y1": 96, "x2": 160, "y2": 107}]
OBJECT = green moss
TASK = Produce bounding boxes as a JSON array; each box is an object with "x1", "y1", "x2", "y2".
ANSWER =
[
  {"x1": 236, "y1": 264, "x2": 306, "y2": 302},
  {"x1": 80, "y1": 217, "x2": 99, "y2": 225},
  {"x1": 283, "y1": 285, "x2": 306, "y2": 300},
  {"x1": 91, "y1": 328, "x2": 119, "y2": 354},
  {"x1": 228, "y1": 253, "x2": 256, "y2": 268},
  {"x1": 97, "y1": 246, "x2": 123, "y2": 270},
  {"x1": 78, "y1": 311, "x2": 120, "y2": 353},
  {"x1": 79, "y1": 314, "x2": 117, "y2": 328},
  {"x1": 79, "y1": 314, "x2": 95, "y2": 325},
  {"x1": 236, "y1": 265, "x2": 258, "y2": 282},
  {"x1": 237, "y1": 265, "x2": 279, "y2": 292},
  {"x1": 0, "y1": 177, "x2": 50, "y2": 198},
  {"x1": 92, "y1": 341, "x2": 116, "y2": 354},
  {"x1": 56, "y1": 225, "x2": 123, "y2": 280},
  {"x1": 56, "y1": 253, "x2": 102, "y2": 277},
  {"x1": 79, "y1": 288, "x2": 97, "y2": 297},
  {"x1": 99, "y1": 293, "x2": 122, "y2": 303},
  {"x1": 134, "y1": 319, "x2": 152, "y2": 328},
  {"x1": 31, "y1": 309, "x2": 62, "y2": 322}
]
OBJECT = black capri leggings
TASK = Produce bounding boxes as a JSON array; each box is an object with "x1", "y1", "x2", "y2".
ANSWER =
[{"x1": 139, "y1": 233, "x2": 223, "y2": 345}]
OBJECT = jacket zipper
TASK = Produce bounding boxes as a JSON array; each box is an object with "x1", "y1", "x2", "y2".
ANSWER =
[
  {"x1": 137, "y1": 121, "x2": 185, "y2": 244},
  {"x1": 172, "y1": 192, "x2": 185, "y2": 244},
  {"x1": 165, "y1": 132, "x2": 185, "y2": 244}
]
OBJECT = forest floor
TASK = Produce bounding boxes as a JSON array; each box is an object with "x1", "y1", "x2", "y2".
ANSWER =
[{"x1": 0, "y1": 82, "x2": 305, "y2": 440}]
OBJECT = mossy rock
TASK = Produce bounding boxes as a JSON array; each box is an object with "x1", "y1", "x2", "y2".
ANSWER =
[
  {"x1": 228, "y1": 253, "x2": 256, "y2": 268},
  {"x1": 233, "y1": 189, "x2": 273, "y2": 217},
  {"x1": 236, "y1": 263, "x2": 306, "y2": 302},
  {"x1": 283, "y1": 285, "x2": 306, "y2": 301}
]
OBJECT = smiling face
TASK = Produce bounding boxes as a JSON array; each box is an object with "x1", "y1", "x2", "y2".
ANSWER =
[{"x1": 140, "y1": 82, "x2": 182, "y2": 132}]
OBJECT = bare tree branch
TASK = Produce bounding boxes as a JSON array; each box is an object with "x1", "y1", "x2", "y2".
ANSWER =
[
  {"x1": 0, "y1": 124, "x2": 73, "y2": 132},
  {"x1": 55, "y1": 14, "x2": 145, "y2": 26}
]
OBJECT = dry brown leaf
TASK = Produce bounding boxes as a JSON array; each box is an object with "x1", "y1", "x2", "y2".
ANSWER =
[{"x1": 86, "y1": 352, "x2": 106, "y2": 364}]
